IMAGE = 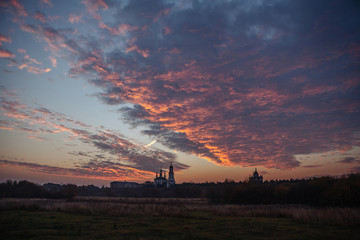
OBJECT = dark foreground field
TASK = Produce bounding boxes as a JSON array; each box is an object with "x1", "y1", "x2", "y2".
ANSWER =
[{"x1": 1, "y1": 198, "x2": 359, "y2": 240}]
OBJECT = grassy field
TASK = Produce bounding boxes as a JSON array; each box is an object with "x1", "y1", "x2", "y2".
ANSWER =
[{"x1": 1, "y1": 198, "x2": 359, "y2": 240}]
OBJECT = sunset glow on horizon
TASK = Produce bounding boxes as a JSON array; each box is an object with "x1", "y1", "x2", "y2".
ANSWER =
[{"x1": 1, "y1": 0, "x2": 359, "y2": 186}]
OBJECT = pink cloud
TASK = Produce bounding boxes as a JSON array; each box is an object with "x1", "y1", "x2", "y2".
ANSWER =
[
  {"x1": 47, "y1": 15, "x2": 62, "y2": 22},
  {"x1": 16, "y1": 59, "x2": 51, "y2": 74},
  {"x1": 43, "y1": 28, "x2": 65, "y2": 42},
  {"x1": 20, "y1": 24, "x2": 78, "y2": 54},
  {"x1": 27, "y1": 136, "x2": 47, "y2": 141},
  {"x1": 99, "y1": 22, "x2": 138, "y2": 35},
  {"x1": 0, "y1": 34, "x2": 12, "y2": 46},
  {"x1": 302, "y1": 85, "x2": 338, "y2": 96},
  {"x1": 0, "y1": 126, "x2": 14, "y2": 130},
  {"x1": 126, "y1": 45, "x2": 149, "y2": 58},
  {"x1": 40, "y1": 0, "x2": 53, "y2": 7},
  {"x1": 164, "y1": 26, "x2": 172, "y2": 35},
  {"x1": 82, "y1": 0, "x2": 108, "y2": 20},
  {"x1": 17, "y1": 48, "x2": 26, "y2": 53},
  {"x1": 24, "y1": 54, "x2": 42, "y2": 65},
  {"x1": 245, "y1": 88, "x2": 288, "y2": 107},
  {"x1": 20, "y1": 24, "x2": 39, "y2": 34},
  {"x1": 0, "y1": 49, "x2": 15, "y2": 58},
  {"x1": 10, "y1": 49, "x2": 52, "y2": 74},
  {"x1": 167, "y1": 48, "x2": 181, "y2": 54},
  {"x1": 0, "y1": 0, "x2": 27, "y2": 22},
  {"x1": 26, "y1": 66, "x2": 51, "y2": 74},
  {"x1": 68, "y1": 14, "x2": 83, "y2": 24},
  {"x1": 10, "y1": 0, "x2": 28, "y2": 17},
  {"x1": 49, "y1": 56, "x2": 57, "y2": 67},
  {"x1": 153, "y1": 8, "x2": 170, "y2": 22},
  {"x1": 34, "y1": 11, "x2": 46, "y2": 23}
]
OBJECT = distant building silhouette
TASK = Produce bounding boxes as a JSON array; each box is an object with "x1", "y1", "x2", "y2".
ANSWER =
[
  {"x1": 43, "y1": 183, "x2": 62, "y2": 192},
  {"x1": 110, "y1": 181, "x2": 140, "y2": 189},
  {"x1": 249, "y1": 168, "x2": 263, "y2": 183},
  {"x1": 167, "y1": 163, "x2": 175, "y2": 188},
  {"x1": 154, "y1": 163, "x2": 175, "y2": 188}
]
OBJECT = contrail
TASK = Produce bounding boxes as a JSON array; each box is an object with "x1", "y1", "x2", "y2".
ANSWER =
[{"x1": 145, "y1": 140, "x2": 157, "y2": 148}]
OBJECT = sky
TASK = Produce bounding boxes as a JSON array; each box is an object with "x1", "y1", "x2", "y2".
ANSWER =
[{"x1": 0, "y1": 0, "x2": 359, "y2": 186}]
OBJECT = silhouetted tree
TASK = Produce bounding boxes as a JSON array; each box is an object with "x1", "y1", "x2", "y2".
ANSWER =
[{"x1": 61, "y1": 184, "x2": 78, "y2": 201}]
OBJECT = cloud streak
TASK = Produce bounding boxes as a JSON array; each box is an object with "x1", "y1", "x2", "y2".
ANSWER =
[{"x1": 0, "y1": 159, "x2": 152, "y2": 180}]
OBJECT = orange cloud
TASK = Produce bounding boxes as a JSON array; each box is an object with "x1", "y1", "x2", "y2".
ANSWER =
[
  {"x1": 26, "y1": 66, "x2": 51, "y2": 74},
  {"x1": 0, "y1": 126, "x2": 13, "y2": 130},
  {"x1": 126, "y1": 45, "x2": 149, "y2": 58},
  {"x1": 14, "y1": 52, "x2": 51, "y2": 74},
  {"x1": 27, "y1": 136, "x2": 47, "y2": 141}
]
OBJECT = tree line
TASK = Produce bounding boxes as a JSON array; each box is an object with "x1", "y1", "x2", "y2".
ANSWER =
[
  {"x1": 205, "y1": 174, "x2": 360, "y2": 206},
  {"x1": 0, "y1": 173, "x2": 359, "y2": 206}
]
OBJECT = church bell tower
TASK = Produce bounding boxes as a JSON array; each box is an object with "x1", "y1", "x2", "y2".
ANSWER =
[{"x1": 167, "y1": 162, "x2": 175, "y2": 187}]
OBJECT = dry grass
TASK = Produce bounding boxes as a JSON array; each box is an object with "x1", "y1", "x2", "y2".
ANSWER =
[
  {"x1": 1, "y1": 197, "x2": 359, "y2": 226},
  {"x1": 206, "y1": 204, "x2": 360, "y2": 226}
]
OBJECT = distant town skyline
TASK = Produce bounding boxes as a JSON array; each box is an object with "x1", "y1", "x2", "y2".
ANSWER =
[{"x1": 1, "y1": 0, "x2": 359, "y2": 186}]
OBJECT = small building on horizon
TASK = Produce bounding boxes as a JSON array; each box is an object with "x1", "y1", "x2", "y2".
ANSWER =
[
  {"x1": 249, "y1": 168, "x2": 263, "y2": 183},
  {"x1": 110, "y1": 181, "x2": 140, "y2": 189},
  {"x1": 154, "y1": 163, "x2": 175, "y2": 188}
]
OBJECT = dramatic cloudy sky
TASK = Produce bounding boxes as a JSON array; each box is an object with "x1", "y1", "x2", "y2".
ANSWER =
[{"x1": 0, "y1": 0, "x2": 359, "y2": 185}]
